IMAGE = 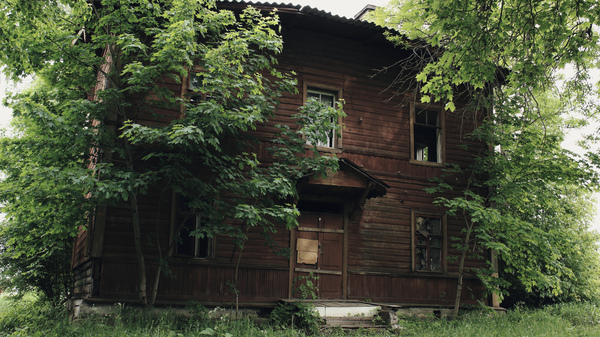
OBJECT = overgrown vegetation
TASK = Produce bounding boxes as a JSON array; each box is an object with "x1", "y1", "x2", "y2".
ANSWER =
[
  {"x1": 0, "y1": 0, "x2": 342, "y2": 306},
  {"x1": 370, "y1": 0, "x2": 600, "y2": 313},
  {"x1": 1, "y1": 295, "x2": 600, "y2": 336}
]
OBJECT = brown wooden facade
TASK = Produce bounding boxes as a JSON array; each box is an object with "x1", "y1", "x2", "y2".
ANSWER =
[{"x1": 71, "y1": 2, "x2": 488, "y2": 308}]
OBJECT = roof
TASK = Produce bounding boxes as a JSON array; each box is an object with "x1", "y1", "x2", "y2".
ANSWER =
[{"x1": 219, "y1": 0, "x2": 393, "y2": 44}]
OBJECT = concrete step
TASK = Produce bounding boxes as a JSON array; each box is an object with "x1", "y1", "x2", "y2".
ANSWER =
[{"x1": 313, "y1": 302, "x2": 380, "y2": 318}]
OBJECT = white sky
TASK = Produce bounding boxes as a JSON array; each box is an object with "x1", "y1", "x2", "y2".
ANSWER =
[{"x1": 289, "y1": 0, "x2": 390, "y2": 18}]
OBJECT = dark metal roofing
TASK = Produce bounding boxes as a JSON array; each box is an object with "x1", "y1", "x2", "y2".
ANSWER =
[{"x1": 219, "y1": 0, "x2": 388, "y2": 33}]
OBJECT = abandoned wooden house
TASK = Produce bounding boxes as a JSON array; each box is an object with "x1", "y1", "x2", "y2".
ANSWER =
[{"x1": 70, "y1": 1, "x2": 491, "y2": 313}]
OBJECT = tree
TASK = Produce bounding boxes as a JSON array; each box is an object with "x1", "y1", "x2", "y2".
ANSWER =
[
  {"x1": 0, "y1": 0, "x2": 343, "y2": 306},
  {"x1": 370, "y1": 0, "x2": 600, "y2": 113},
  {"x1": 0, "y1": 80, "x2": 98, "y2": 302},
  {"x1": 428, "y1": 91, "x2": 600, "y2": 313},
  {"x1": 370, "y1": 0, "x2": 600, "y2": 312}
]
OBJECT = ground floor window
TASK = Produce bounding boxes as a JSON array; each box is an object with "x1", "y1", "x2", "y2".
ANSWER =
[
  {"x1": 412, "y1": 211, "x2": 446, "y2": 272},
  {"x1": 176, "y1": 214, "x2": 211, "y2": 259}
]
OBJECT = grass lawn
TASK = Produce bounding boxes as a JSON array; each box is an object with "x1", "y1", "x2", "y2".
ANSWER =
[{"x1": 0, "y1": 295, "x2": 599, "y2": 336}]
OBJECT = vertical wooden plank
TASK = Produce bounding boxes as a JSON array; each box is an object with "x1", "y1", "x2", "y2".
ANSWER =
[{"x1": 342, "y1": 205, "x2": 349, "y2": 300}]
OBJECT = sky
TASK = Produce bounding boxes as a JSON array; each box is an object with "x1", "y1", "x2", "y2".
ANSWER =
[{"x1": 287, "y1": 0, "x2": 391, "y2": 18}]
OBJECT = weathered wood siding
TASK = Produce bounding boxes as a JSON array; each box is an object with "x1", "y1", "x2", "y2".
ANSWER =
[{"x1": 73, "y1": 8, "x2": 489, "y2": 306}]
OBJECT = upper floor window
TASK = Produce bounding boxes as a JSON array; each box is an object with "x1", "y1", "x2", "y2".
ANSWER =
[
  {"x1": 187, "y1": 70, "x2": 208, "y2": 103},
  {"x1": 305, "y1": 86, "x2": 341, "y2": 149},
  {"x1": 411, "y1": 104, "x2": 444, "y2": 164}
]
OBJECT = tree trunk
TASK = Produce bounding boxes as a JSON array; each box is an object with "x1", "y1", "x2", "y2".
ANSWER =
[
  {"x1": 124, "y1": 139, "x2": 148, "y2": 306},
  {"x1": 453, "y1": 220, "x2": 472, "y2": 317},
  {"x1": 130, "y1": 191, "x2": 148, "y2": 306}
]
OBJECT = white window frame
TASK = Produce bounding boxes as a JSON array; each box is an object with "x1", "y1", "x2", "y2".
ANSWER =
[{"x1": 303, "y1": 83, "x2": 343, "y2": 151}]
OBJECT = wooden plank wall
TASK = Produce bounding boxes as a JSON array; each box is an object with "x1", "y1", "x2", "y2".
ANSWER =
[
  {"x1": 270, "y1": 27, "x2": 488, "y2": 303},
  {"x1": 99, "y1": 260, "x2": 288, "y2": 302},
  {"x1": 84, "y1": 22, "x2": 489, "y2": 305}
]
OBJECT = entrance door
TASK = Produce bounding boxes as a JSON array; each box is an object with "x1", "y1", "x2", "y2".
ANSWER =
[{"x1": 294, "y1": 213, "x2": 344, "y2": 299}]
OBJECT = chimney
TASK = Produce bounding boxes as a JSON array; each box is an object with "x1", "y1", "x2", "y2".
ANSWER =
[{"x1": 353, "y1": 4, "x2": 378, "y2": 21}]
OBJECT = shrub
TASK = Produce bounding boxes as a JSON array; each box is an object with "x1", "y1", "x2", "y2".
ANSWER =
[{"x1": 270, "y1": 302, "x2": 321, "y2": 335}]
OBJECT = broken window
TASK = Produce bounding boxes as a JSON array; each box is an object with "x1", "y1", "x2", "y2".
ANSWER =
[
  {"x1": 414, "y1": 214, "x2": 445, "y2": 272},
  {"x1": 306, "y1": 88, "x2": 338, "y2": 148},
  {"x1": 412, "y1": 105, "x2": 443, "y2": 163}
]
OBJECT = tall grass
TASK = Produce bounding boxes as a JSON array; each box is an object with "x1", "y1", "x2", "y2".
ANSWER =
[
  {"x1": 0, "y1": 294, "x2": 599, "y2": 336},
  {"x1": 390, "y1": 304, "x2": 600, "y2": 337}
]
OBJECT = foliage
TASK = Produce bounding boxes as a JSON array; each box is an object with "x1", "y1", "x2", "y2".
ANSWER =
[
  {"x1": 270, "y1": 272, "x2": 321, "y2": 335},
  {"x1": 2, "y1": 295, "x2": 600, "y2": 336},
  {"x1": 270, "y1": 302, "x2": 321, "y2": 336},
  {"x1": 371, "y1": 0, "x2": 600, "y2": 309},
  {"x1": 0, "y1": 80, "x2": 98, "y2": 302},
  {"x1": 427, "y1": 91, "x2": 600, "y2": 306},
  {"x1": 392, "y1": 304, "x2": 600, "y2": 336},
  {"x1": 291, "y1": 271, "x2": 319, "y2": 300},
  {"x1": 369, "y1": 0, "x2": 600, "y2": 113},
  {"x1": 0, "y1": 0, "x2": 343, "y2": 307}
]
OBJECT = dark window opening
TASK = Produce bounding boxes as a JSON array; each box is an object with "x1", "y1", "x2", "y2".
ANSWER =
[
  {"x1": 297, "y1": 200, "x2": 344, "y2": 215},
  {"x1": 413, "y1": 107, "x2": 441, "y2": 163},
  {"x1": 176, "y1": 215, "x2": 211, "y2": 259}
]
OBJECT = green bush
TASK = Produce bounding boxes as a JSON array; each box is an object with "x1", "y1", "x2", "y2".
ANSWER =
[{"x1": 270, "y1": 302, "x2": 321, "y2": 335}]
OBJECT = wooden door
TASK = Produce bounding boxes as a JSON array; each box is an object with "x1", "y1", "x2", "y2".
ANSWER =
[{"x1": 294, "y1": 213, "x2": 344, "y2": 299}]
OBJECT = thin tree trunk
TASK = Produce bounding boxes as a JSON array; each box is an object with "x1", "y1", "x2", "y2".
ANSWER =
[
  {"x1": 453, "y1": 212, "x2": 473, "y2": 317},
  {"x1": 149, "y1": 212, "x2": 189, "y2": 306},
  {"x1": 233, "y1": 225, "x2": 250, "y2": 319},
  {"x1": 124, "y1": 139, "x2": 148, "y2": 306},
  {"x1": 130, "y1": 192, "x2": 148, "y2": 306}
]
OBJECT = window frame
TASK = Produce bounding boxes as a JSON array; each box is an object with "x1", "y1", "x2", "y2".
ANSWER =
[
  {"x1": 175, "y1": 214, "x2": 213, "y2": 259},
  {"x1": 170, "y1": 193, "x2": 214, "y2": 260},
  {"x1": 185, "y1": 66, "x2": 210, "y2": 104},
  {"x1": 303, "y1": 82, "x2": 343, "y2": 153},
  {"x1": 409, "y1": 102, "x2": 445, "y2": 166},
  {"x1": 411, "y1": 210, "x2": 447, "y2": 273}
]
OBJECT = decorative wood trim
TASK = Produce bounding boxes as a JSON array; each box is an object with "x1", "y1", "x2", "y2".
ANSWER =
[{"x1": 350, "y1": 181, "x2": 374, "y2": 221}]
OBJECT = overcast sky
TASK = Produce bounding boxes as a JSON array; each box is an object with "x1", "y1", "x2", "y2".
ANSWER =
[{"x1": 288, "y1": 0, "x2": 390, "y2": 18}]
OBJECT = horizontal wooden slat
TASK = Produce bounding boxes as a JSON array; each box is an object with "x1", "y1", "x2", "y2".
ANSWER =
[{"x1": 295, "y1": 268, "x2": 342, "y2": 276}]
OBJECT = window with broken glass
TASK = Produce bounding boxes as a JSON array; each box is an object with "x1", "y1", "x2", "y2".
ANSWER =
[{"x1": 414, "y1": 215, "x2": 443, "y2": 272}]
